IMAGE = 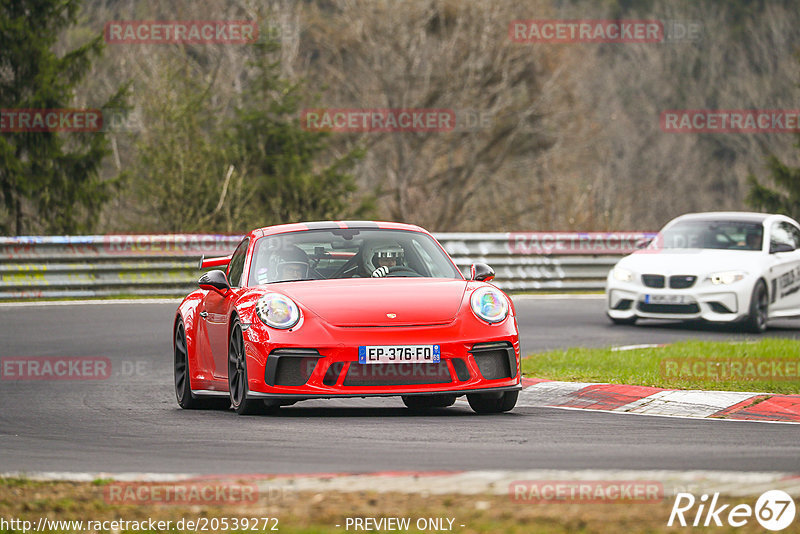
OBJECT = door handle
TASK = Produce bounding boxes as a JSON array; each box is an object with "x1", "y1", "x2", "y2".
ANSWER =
[{"x1": 199, "y1": 311, "x2": 208, "y2": 318}]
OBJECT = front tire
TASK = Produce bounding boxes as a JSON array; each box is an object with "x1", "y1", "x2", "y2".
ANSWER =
[
  {"x1": 467, "y1": 390, "x2": 518, "y2": 414},
  {"x1": 743, "y1": 280, "x2": 769, "y2": 334},
  {"x1": 228, "y1": 317, "x2": 266, "y2": 415},
  {"x1": 401, "y1": 394, "x2": 457, "y2": 410},
  {"x1": 174, "y1": 319, "x2": 229, "y2": 410}
]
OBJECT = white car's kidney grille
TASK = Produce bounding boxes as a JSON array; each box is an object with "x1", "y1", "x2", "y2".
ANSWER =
[
  {"x1": 642, "y1": 274, "x2": 665, "y2": 288},
  {"x1": 669, "y1": 275, "x2": 697, "y2": 289}
]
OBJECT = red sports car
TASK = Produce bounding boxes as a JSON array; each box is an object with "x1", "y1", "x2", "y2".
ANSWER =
[{"x1": 174, "y1": 221, "x2": 521, "y2": 415}]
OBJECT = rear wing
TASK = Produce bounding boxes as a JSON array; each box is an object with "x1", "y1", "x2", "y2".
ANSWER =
[{"x1": 198, "y1": 254, "x2": 232, "y2": 269}]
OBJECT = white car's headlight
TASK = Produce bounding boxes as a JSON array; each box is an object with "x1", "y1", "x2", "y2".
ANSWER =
[
  {"x1": 256, "y1": 293, "x2": 300, "y2": 329},
  {"x1": 470, "y1": 287, "x2": 509, "y2": 323},
  {"x1": 612, "y1": 266, "x2": 634, "y2": 282},
  {"x1": 708, "y1": 271, "x2": 748, "y2": 285}
]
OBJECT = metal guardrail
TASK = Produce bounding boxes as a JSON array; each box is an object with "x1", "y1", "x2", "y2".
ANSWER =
[{"x1": 0, "y1": 232, "x2": 654, "y2": 298}]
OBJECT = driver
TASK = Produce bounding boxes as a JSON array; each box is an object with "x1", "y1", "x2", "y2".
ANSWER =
[
  {"x1": 274, "y1": 245, "x2": 311, "y2": 281},
  {"x1": 370, "y1": 244, "x2": 405, "y2": 278},
  {"x1": 745, "y1": 231, "x2": 762, "y2": 250}
]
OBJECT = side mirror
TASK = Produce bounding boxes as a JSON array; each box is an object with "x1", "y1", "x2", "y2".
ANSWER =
[
  {"x1": 199, "y1": 269, "x2": 230, "y2": 293},
  {"x1": 770, "y1": 242, "x2": 796, "y2": 254},
  {"x1": 470, "y1": 263, "x2": 495, "y2": 282}
]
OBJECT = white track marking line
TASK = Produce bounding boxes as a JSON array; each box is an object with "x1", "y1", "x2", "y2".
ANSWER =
[
  {"x1": 615, "y1": 390, "x2": 759, "y2": 418},
  {"x1": 517, "y1": 380, "x2": 606, "y2": 407}
]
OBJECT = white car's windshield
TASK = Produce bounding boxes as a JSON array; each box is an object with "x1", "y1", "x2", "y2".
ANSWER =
[
  {"x1": 249, "y1": 228, "x2": 462, "y2": 284},
  {"x1": 659, "y1": 220, "x2": 763, "y2": 251}
]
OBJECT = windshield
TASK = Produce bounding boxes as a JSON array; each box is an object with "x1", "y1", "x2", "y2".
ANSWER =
[
  {"x1": 248, "y1": 228, "x2": 462, "y2": 284},
  {"x1": 658, "y1": 220, "x2": 764, "y2": 251}
]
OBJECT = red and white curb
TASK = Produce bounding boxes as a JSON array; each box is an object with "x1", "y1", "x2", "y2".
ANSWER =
[{"x1": 518, "y1": 378, "x2": 800, "y2": 423}]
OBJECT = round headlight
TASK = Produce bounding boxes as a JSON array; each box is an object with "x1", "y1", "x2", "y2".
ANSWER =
[
  {"x1": 470, "y1": 286, "x2": 509, "y2": 324},
  {"x1": 256, "y1": 293, "x2": 300, "y2": 329}
]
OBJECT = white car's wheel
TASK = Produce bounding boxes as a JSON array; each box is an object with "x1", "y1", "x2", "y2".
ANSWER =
[{"x1": 743, "y1": 280, "x2": 768, "y2": 334}]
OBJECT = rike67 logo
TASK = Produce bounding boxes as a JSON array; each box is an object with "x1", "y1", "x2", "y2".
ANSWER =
[{"x1": 669, "y1": 490, "x2": 796, "y2": 531}]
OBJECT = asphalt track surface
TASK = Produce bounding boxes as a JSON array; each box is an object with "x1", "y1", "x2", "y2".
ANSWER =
[{"x1": 0, "y1": 297, "x2": 798, "y2": 475}]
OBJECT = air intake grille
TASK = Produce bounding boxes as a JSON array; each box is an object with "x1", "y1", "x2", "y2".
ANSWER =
[
  {"x1": 322, "y1": 362, "x2": 345, "y2": 386},
  {"x1": 265, "y1": 348, "x2": 321, "y2": 386},
  {"x1": 637, "y1": 302, "x2": 699, "y2": 314},
  {"x1": 470, "y1": 342, "x2": 515, "y2": 380},
  {"x1": 709, "y1": 302, "x2": 734, "y2": 314},
  {"x1": 451, "y1": 358, "x2": 471, "y2": 381},
  {"x1": 613, "y1": 299, "x2": 633, "y2": 310},
  {"x1": 642, "y1": 274, "x2": 665, "y2": 288}
]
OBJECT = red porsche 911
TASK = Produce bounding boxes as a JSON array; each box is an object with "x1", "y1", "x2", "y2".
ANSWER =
[{"x1": 174, "y1": 221, "x2": 521, "y2": 415}]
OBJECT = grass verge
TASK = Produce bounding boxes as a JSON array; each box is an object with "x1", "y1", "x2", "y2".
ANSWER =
[
  {"x1": 0, "y1": 478, "x2": 770, "y2": 534},
  {"x1": 522, "y1": 339, "x2": 800, "y2": 394}
]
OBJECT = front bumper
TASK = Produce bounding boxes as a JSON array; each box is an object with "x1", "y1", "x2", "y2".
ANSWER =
[
  {"x1": 241, "y1": 317, "x2": 521, "y2": 398},
  {"x1": 606, "y1": 279, "x2": 751, "y2": 323}
]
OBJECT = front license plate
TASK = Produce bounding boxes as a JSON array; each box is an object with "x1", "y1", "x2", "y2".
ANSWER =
[
  {"x1": 644, "y1": 294, "x2": 693, "y2": 304},
  {"x1": 358, "y1": 345, "x2": 441, "y2": 364}
]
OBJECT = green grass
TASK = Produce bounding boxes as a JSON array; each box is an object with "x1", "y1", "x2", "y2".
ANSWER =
[{"x1": 522, "y1": 339, "x2": 800, "y2": 394}]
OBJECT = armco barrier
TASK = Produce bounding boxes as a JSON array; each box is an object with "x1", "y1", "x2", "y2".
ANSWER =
[{"x1": 0, "y1": 232, "x2": 654, "y2": 299}]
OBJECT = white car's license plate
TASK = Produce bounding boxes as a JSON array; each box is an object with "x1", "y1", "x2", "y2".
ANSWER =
[
  {"x1": 358, "y1": 345, "x2": 441, "y2": 364},
  {"x1": 644, "y1": 294, "x2": 693, "y2": 304}
]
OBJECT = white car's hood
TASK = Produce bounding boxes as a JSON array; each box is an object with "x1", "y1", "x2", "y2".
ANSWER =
[{"x1": 617, "y1": 249, "x2": 764, "y2": 276}]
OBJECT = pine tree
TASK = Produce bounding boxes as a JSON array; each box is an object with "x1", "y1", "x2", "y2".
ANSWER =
[
  {"x1": 0, "y1": 0, "x2": 127, "y2": 235},
  {"x1": 746, "y1": 147, "x2": 800, "y2": 219},
  {"x1": 227, "y1": 41, "x2": 371, "y2": 228}
]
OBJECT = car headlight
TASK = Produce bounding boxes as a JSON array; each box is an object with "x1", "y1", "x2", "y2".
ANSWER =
[
  {"x1": 612, "y1": 266, "x2": 634, "y2": 282},
  {"x1": 470, "y1": 286, "x2": 509, "y2": 324},
  {"x1": 256, "y1": 293, "x2": 300, "y2": 329},
  {"x1": 708, "y1": 271, "x2": 747, "y2": 285}
]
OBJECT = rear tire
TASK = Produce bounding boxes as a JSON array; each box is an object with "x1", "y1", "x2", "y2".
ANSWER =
[
  {"x1": 743, "y1": 280, "x2": 769, "y2": 334},
  {"x1": 401, "y1": 394, "x2": 457, "y2": 410},
  {"x1": 467, "y1": 390, "x2": 518, "y2": 414},
  {"x1": 228, "y1": 317, "x2": 267, "y2": 415},
  {"x1": 174, "y1": 319, "x2": 229, "y2": 410}
]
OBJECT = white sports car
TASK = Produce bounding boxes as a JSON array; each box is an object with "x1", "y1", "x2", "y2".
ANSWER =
[{"x1": 606, "y1": 212, "x2": 800, "y2": 333}]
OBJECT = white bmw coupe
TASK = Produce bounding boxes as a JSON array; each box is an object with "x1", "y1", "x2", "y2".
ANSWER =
[{"x1": 606, "y1": 212, "x2": 800, "y2": 332}]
